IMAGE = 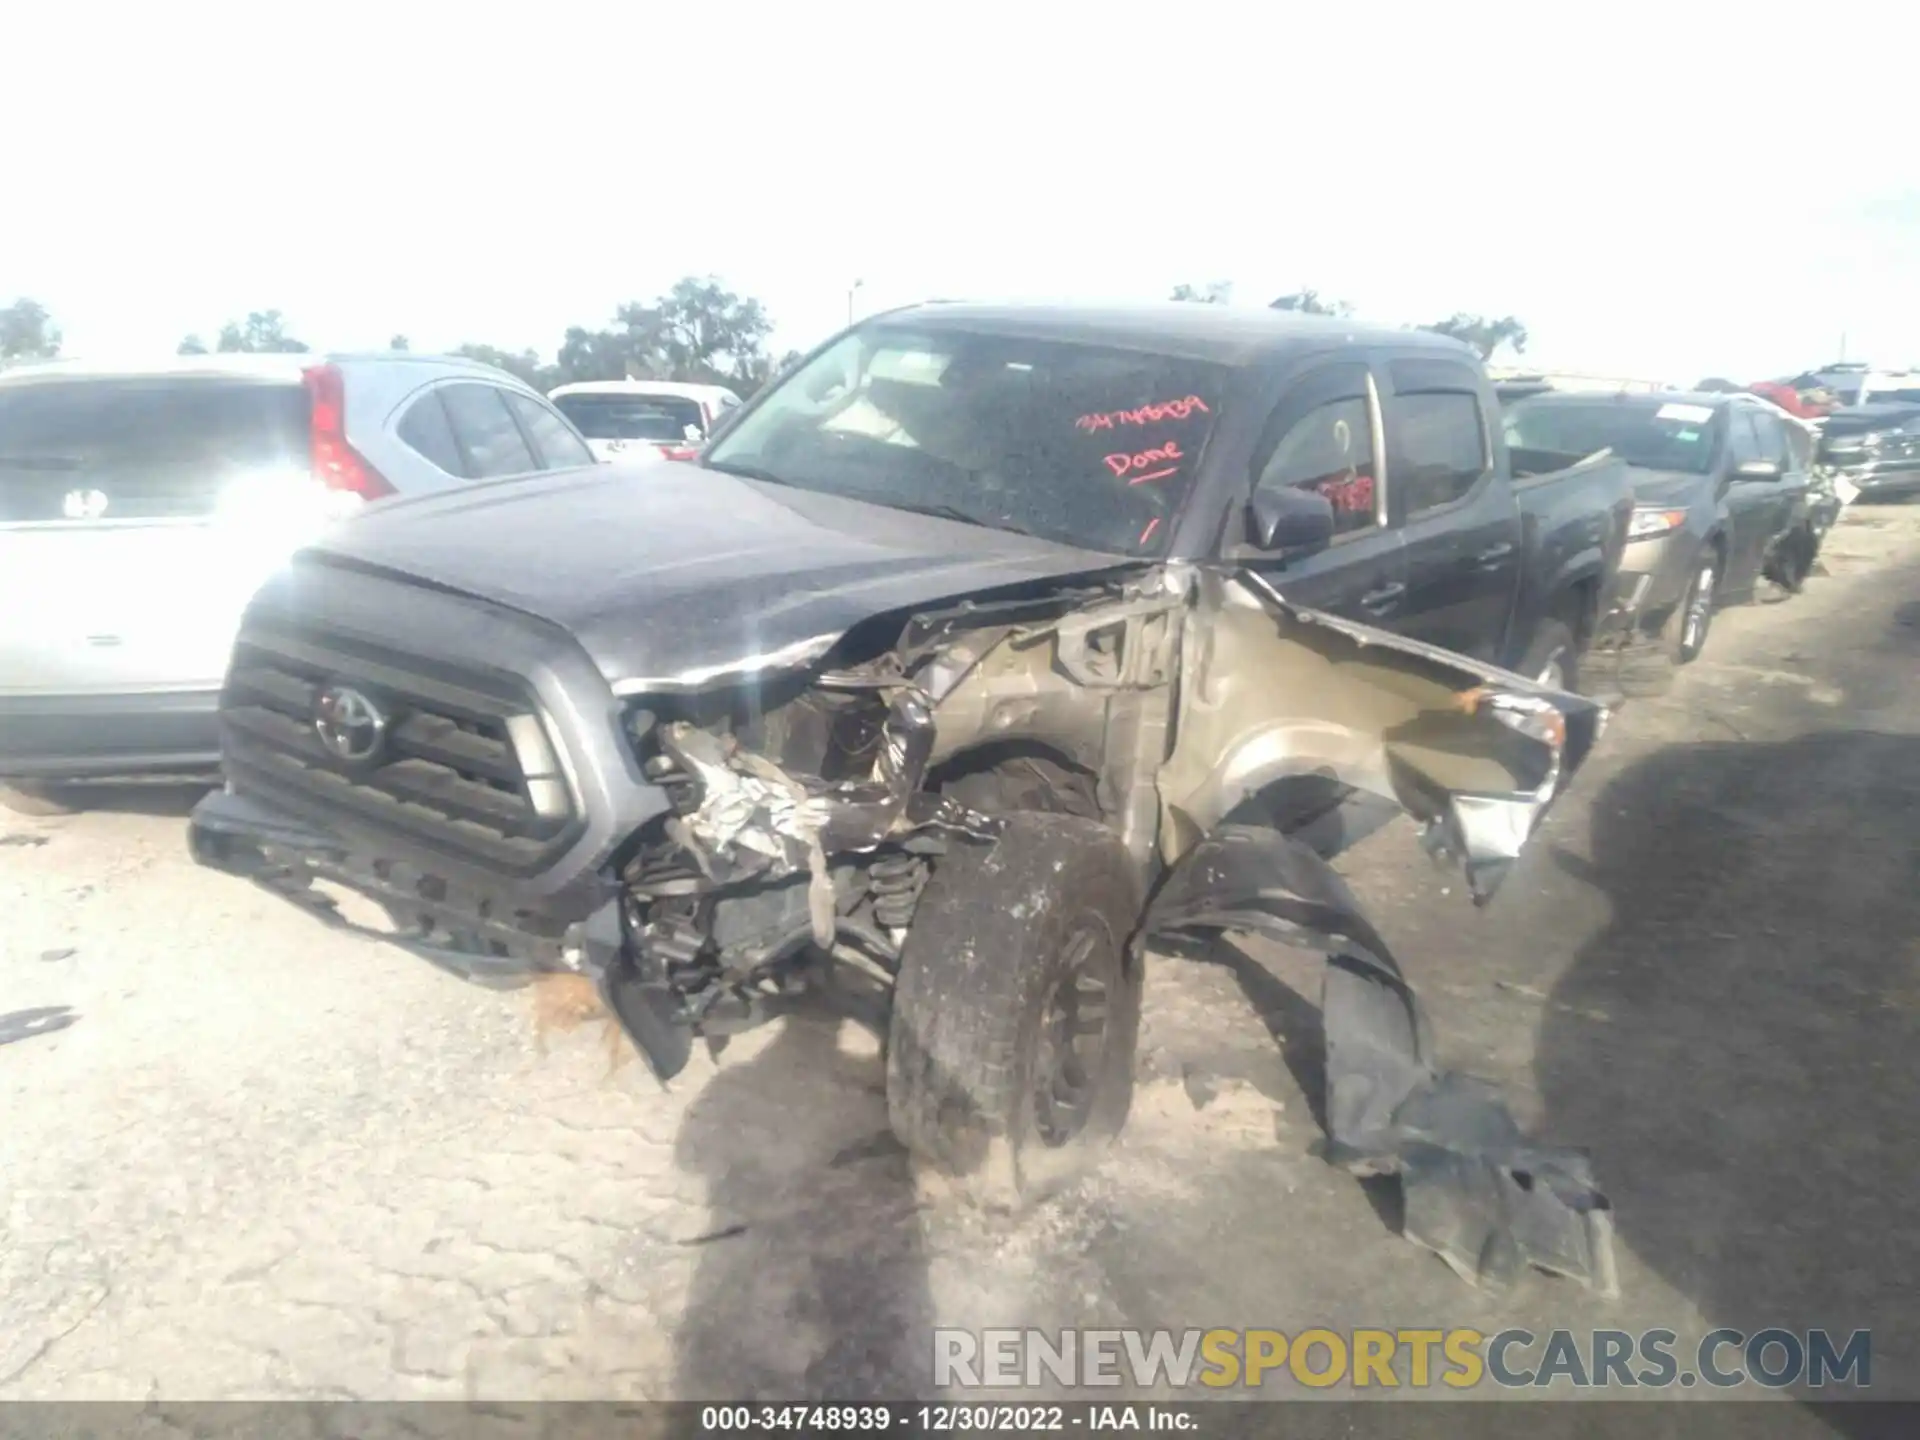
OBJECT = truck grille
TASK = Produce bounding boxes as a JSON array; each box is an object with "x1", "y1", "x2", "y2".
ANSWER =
[{"x1": 220, "y1": 633, "x2": 576, "y2": 874}]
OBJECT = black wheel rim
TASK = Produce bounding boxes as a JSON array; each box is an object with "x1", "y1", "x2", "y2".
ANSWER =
[{"x1": 1032, "y1": 922, "x2": 1113, "y2": 1148}]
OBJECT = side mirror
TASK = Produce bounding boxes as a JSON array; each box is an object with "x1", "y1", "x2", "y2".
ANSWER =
[
  {"x1": 1247, "y1": 486, "x2": 1336, "y2": 553},
  {"x1": 1735, "y1": 459, "x2": 1784, "y2": 481}
]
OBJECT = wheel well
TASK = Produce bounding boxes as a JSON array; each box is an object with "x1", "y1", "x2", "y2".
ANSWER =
[
  {"x1": 928, "y1": 741, "x2": 1104, "y2": 820},
  {"x1": 1222, "y1": 771, "x2": 1400, "y2": 861},
  {"x1": 1557, "y1": 576, "x2": 1598, "y2": 646}
]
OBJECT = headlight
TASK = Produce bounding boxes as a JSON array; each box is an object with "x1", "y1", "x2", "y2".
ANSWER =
[{"x1": 1627, "y1": 507, "x2": 1687, "y2": 540}]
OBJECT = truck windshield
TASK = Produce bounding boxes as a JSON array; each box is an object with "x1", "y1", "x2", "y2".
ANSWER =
[
  {"x1": 1504, "y1": 399, "x2": 1720, "y2": 475},
  {"x1": 702, "y1": 325, "x2": 1229, "y2": 555},
  {"x1": 554, "y1": 393, "x2": 705, "y2": 442}
]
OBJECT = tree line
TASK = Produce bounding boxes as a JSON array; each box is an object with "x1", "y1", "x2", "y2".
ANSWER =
[
  {"x1": 1, "y1": 277, "x2": 804, "y2": 396},
  {"x1": 168, "y1": 277, "x2": 806, "y2": 396},
  {"x1": 4, "y1": 277, "x2": 1532, "y2": 385},
  {"x1": 1169, "y1": 281, "x2": 1529, "y2": 360}
]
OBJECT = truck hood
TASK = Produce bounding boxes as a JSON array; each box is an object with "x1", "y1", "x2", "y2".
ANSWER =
[{"x1": 309, "y1": 465, "x2": 1131, "y2": 692}]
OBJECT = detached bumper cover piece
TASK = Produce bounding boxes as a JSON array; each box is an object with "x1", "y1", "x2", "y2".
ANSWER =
[
  {"x1": 188, "y1": 788, "x2": 612, "y2": 989},
  {"x1": 1146, "y1": 825, "x2": 1617, "y2": 1296}
]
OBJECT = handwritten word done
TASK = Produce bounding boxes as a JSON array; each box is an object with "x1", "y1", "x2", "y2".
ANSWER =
[
  {"x1": 1105, "y1": 439, "x2": 1184, "y2": 483},
  {"x1": 1076, "y1": 396, "x2": 1210, "y2": 433}
]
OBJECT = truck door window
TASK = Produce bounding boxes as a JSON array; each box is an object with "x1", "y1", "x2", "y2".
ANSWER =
[
  {"x1": 1391, "y1": 391, "x2": 1488, "y2": 518},
  {"x1": 439, "y1": 383, "x2": 538, "y2": 479},
  {"x1": 1250, "y1": 373, "x2": 1379, "y2": 539}
]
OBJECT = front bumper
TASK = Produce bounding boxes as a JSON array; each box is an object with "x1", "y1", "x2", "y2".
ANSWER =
[
  {"x1": 1615, "y1": 532, "x2": 1696, "y2": 633},
  {"x1": 1580, "y1": 574, "x2": 1671, "y2": 699},
  {"x1": 190, "y1": 784, "x2": 707, "y2": 1077},
  {"x1": 0, "y1": 689, "x2": 221, "y2": 781},
  {"x1": 188, "y1": 787, "x2": 619, "y2": 986}
]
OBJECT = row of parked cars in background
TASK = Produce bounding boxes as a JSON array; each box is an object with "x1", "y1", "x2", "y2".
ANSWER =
[{"x1": 0, "y1": 330, "x2": 1881, "y2": 818}]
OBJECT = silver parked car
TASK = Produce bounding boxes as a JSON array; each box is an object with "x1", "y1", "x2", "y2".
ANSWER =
[{"x1": 0, "y1": 352, "x2": 596, "y2": 813}]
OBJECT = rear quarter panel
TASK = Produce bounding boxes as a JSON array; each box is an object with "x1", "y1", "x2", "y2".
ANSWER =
[{"x1": 346, "y1": 364, "x2": 466, "y2": 498}]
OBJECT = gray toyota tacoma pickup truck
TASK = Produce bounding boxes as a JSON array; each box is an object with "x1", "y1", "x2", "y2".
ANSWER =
[{"x1": 191, "y1": 304, "x2": 1638, "y2": 1292}]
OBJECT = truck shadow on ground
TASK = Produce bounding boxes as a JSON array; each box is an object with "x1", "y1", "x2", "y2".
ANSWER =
[
  {"x1": 669, "y1": 1013, "x2": 937, "y2": 1400},
  {"x1": 1538, "y1": 727, "x2": 1920, "y2": 1417},
  {"x1": 1, "y1": 781, "x2": 210, "y2": 821}
]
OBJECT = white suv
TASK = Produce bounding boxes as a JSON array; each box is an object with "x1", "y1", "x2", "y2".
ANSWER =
[
  {"x1": 548, "y1": 379, "x2": 742, "y2": 462},
  {"x1": 0, "y1": 352, "x2": 596, "y2": 812}
]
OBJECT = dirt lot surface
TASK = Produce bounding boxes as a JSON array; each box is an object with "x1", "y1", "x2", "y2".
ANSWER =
[{"x1": 4, "y1": 506, "x2": 1918, "y2": 1415}]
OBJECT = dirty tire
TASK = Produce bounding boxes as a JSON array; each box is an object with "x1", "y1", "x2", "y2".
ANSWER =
[
  {"x1": 1519, "y1": 618, "x2": 1580, "y2": 692},
  {"x1": 887, "y1": 813, "x2": 1143, "y2": 1210},
  {"x1": 0, "y1": 784, "x2": 82, "y2": 818},
  {"x1": 1669, "y1": 552, "x2": 1718, "y2": 664}
]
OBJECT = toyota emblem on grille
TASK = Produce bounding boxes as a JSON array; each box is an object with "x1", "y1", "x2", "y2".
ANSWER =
[{"x1": 313, "y1": 684, "x2": 389, "y2": 765}]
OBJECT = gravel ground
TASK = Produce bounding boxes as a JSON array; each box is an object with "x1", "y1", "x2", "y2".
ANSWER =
[{"x1": 4, "y1": 505, "x2": 1917, "y2": 1415}]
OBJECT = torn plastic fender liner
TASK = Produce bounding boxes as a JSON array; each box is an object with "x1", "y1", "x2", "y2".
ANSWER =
[{"x1": 1143, "y1": 823, "x2": 1617, "y2": 1296}]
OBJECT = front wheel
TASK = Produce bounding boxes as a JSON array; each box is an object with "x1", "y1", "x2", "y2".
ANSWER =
[
  {"x1": 1671, "y1": 554, "x2": 1718, "y2": 664},
  {"x1": 887, "y1": 813, "x2": 1143, "y2": 1210}
]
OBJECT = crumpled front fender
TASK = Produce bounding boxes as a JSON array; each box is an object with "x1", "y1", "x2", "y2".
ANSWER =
[{"x1": 1144, "y1": 823, "x2": 1617, "y2": 1296}]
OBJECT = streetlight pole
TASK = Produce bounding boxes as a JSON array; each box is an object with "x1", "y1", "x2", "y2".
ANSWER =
[{"x1": 848, "y1": 279, "x2": 865, "y2": 328}]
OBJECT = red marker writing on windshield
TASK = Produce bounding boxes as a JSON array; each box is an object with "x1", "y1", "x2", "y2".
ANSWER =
[{"x1": 1105, "y1": 439, "x2": 1183, "y2": 484}]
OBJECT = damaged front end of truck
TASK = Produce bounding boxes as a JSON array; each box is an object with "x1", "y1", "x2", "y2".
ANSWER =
[{"x1": 591, "y1": 560, "x2": 1615, "y2": 1296}]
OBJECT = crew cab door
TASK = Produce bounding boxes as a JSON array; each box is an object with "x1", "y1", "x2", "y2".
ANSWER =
[
  {"x1": 1380, "y1": 357, "x2": 1522, "y2": 664},
  {"x1": 1229, "y1": 360, "x2": 1408, "y2": 624}
]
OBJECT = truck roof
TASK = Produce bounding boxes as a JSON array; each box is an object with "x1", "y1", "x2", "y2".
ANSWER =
[{"x1": 881, "y1": 301, "x2": 1477, "y2": 367}]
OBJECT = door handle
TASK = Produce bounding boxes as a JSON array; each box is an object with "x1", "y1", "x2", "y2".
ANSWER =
[
  {"x1": 1473, "y1": 542, "x2": 1516, "y2": 568},
  {"x1": 1359, "y1": 581, "x2": 1406, "y2": 613}
]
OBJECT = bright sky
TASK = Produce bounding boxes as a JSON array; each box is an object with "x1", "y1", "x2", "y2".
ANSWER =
[{"x1": 8, "y1": 3, "x2": 1917, "y2": 384}]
